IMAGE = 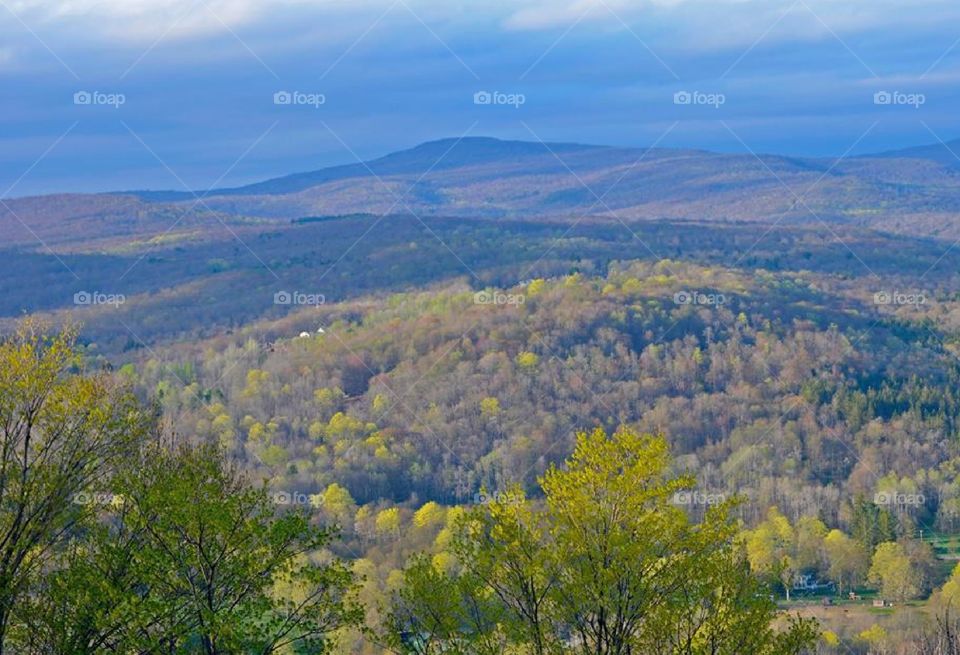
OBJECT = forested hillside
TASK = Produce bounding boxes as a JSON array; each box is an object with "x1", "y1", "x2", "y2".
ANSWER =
[
  {"x1": 124, "y1": 257, "x2": 960, "y2": 529},
  {"x1": 0, "y1": 325, "x2": 825, "y2": 654},
  {"x1": 47, "y1": 246, "x2": 939, "y2": 652}
]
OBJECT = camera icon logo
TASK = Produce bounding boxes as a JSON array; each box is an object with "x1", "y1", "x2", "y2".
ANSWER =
[
  {"x1": 74, "y1": 91, "x2": 92, "y2": 105},
  {"x1": 274, "y1": 91, "x2": 292, "y2": 105},
  {"x1": 874, "y1": 91, "x2": 892, "y2": 105},
  {"x1": 673, "y1": 91, "x2": 692, "y2": 105},
  {"x1": 672, "y1": 491, "x2": 692, "y2": 505},
  {"x1": 474, "y1": 91, "x2": 492, "y2": 105},
  {"x1": 274, "y1": 291, "x2": 292, "y2": 305},
  {"x1": 873, "y1": 291, "x2": 891, "y2": 305},
  {"x1": 73, "y1": 291, "x2": 92, "y2": 305}
]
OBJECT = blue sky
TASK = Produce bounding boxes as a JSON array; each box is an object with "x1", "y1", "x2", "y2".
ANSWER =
[{"x1": 1, "y1": 0, "x2": 959, "y2": 195}]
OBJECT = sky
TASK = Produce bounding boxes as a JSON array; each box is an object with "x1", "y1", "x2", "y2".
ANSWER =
[{"x1": 1, "y1": 0, "x2": 959, "y2": 196}]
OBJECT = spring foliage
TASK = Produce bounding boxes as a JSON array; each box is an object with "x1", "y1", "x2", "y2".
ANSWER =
[{"x1": 386, "y1": 427, "x2": 819, "y2": 655}]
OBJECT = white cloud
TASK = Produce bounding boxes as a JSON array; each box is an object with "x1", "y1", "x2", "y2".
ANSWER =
[
  {"x1": 4, "y1": 0, "x2": 960, "y2": 54},
  {"x1": 501, "y1": 0, "x2": 960, "y2": 52},
  {"x1": 5, "y1": 0, "x2": 312, "y2": 40},
  {"x1": 503, "y1": 0, "x2": 614, "y2": 31}
]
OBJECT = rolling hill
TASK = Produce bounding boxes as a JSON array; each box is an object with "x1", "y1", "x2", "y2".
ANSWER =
[{"x1": 5, "y1": 136, "x2": 960, "y2": 254}]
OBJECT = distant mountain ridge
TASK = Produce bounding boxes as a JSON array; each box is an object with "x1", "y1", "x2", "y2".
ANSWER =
[
  {"x1": 866, "y1": 138, "x2": 960, "y2": 168},
  {"x1": 127, "y1": 135, "x2": 960, "y2": 202},
  {"x1": 132, "y1": 137, "x2": 606, "y2": 201},
  {"x1": 6, "y1": 135, "x2": 960, "y2": 251}
]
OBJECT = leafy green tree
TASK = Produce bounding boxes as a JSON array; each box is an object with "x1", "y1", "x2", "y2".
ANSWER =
[
  {"x1": 385, "y1": 555, "x2": 505, "y2": 655},
  {"x1": 412, "y1": 502, "x2": 446, "y2": 530},
  {"x1": 868, "y1": 541, "x2": 919, "y2": 602},
  {"x1": 939, "y1": 563, "x2": 960, "y2": 609},
  {"x1": 376, "y1": 508, "x2": 402, "y2": 537},
  {"x1": 19, "y1": 443, "x2": 363, "y2": 654},
  {"x1": 128, "y1": 443, "x2": 363, "y2": 653},
  {"x1": 321, "y1": 482, "x2": 357, "y2": 524},
  {"x1": 849, "y1": 496, "x2": 898, "y2": 550},
  {"x1": 822, "y1": 529, "x2": 869, "y2": 596},
  {"x1": 539, "y1": 427, "x2": 704, "y2": 653},
  {"x1": 10, "y1": 497, "x2": 145, "y2": 653},
  {"x1": 0, "y1": 323, "x2": 150, "y2": 652},
  {"x1": 645, "y1": 537, "x2": 820, "y2": 655},
  {"x1": 452, "y1": 484, "x2": 555, "y2": 654},
  {"x1": 794, "y1": 516, "x2": 828, "y2": 573},
  {"x1": 388, "y1": 427, "x2": 818, "y2": 655},
  {"x1": 743, "y1": 507, "x2": 797, "y2": 600}
]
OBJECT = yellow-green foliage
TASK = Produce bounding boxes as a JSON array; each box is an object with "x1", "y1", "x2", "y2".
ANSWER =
[
  {"x1": 515, "y1": 352, "x2": 539, "y2": 369},
  {"x1": 375, "y1": 508, "x2": 401, "y2": 535},
  {"x1": 527, "y1": 279, "x2": 546, "y2": 296},
  {"x1": 479, "y1": 396, "x2": 501, "y2": 418},
  {"x1": 413, "y1": 502, "x2": 446, "y2": 530}
]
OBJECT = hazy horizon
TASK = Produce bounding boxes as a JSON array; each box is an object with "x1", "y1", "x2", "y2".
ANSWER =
[{"x1": 6, "y1": 130, "x2": 958, "y2": 199}]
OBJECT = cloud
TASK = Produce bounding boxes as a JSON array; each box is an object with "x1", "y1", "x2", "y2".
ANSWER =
[
  {"x1": 501, "y1": 0, "x2": 960, "y2": 52},
  {"x1": 503, "y1": 0, "x2": 614, "y2": 31},
  {"x1": 6, "y1": 0, "x2": 960, "y2": 55},
  {"x1": 5, "y1": 0, "x2": 313, "y2": 41}
]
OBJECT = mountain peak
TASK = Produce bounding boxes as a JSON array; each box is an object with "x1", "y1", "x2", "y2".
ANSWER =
[{"x1": 134, "y1": 136, "x2": 606, "y2": 200}]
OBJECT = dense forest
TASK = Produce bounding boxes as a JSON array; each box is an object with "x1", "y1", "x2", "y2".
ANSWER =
[
  {"x1": 124, "y1": 258, "x2": 960, "y2": 531},
  {"x1": 5, "y1": 226, "x2": 946, "y2": 651},
  {"x1": 1, "y1": 325, "x2": 825, "y2": 654},
  {"x1": 6, "y1": 320, "x2": 960, "y2": 653}
]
